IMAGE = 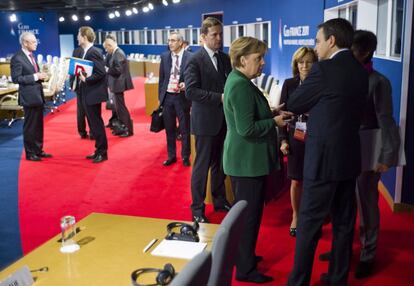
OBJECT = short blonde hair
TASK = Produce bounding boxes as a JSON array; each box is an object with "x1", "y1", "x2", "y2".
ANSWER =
[
  {"x1": 79, "y1": 26, "x2": 96, "y2": 43},
  {"x1": 229, "y1": 37, "x2": 268, "y2": 68},
  {"x1": 291, "y1": 46, "x2": 317, "y2": 76}
]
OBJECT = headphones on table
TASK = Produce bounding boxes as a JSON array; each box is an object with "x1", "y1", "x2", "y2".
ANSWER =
[
  {"x1": 131, "y1": 263, "x2": 175, "y2": 286},
  {"x1": 165, "y1": 221, "x2": 200, "y2": 242}
]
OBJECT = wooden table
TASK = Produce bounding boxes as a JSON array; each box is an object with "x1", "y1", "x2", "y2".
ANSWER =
[
  {"x1": 0, "y1": 85, "x2": 18, "y2": 97},
  {"x1": 144, "y1": 79, "x2": 159, "y2": 116},
  {"x1": 0, "y1": 213, "x2": 219, "y2": 285},
  {"x1": 144, "y1": 61, "x2": 160, "y2": 78},
  {"x1": 0, "y1": 62, "x2": 11, "y2": 77},
  {"x1": 129, "y1": 60, "x2": 145, "y2": 77}
]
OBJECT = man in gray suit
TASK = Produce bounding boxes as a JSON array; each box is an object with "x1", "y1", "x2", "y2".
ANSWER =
[
  {"x1": 104, "y1": 34, "x2": 134, "y2": 137},
  {"x1": 11, "y1": 31, "x2": 52, "y2": 161}
]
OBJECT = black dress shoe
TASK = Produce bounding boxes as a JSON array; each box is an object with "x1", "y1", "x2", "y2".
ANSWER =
[
  {"x1": 163, "y1": 158, "x2": 177, "y2": 166},
  {"x1": 39, "y1": 151, "x2": 52, "y2": 158},
  {"x1": 289, "y1": 227, "x2": 297, "y2": 237},
  {"x1": 183, "y1": 158, "x2": 191, "y2": 166},
  {"x1": 26, "y1": 154, "x2": 42, "y2": 161},
  {"x1": 86, "y1": 153, "x2": 97, "y2": 159},
  {"x1": 119, "y1": 131, "x2": 133, "y2": 138},
  {"x1": 355, "y1": 261, "x2": 374, "y2": 279},
  {"x1": 92, "y1": 153, "x2": 108, "y2": 163},
  {"x1": 80, "y1": 133, "x2": 88, "y2": 139},
  {"x1": 192, "y1": 215, "x2": 209, "y2": 223},
  {"x1": 319, "y1": 251, "x2": 331, "y2": 261},
  {"x1": 214, "y1": 202, "x2": 232, "y2": 212},
  {"x1": 236, "y1": 270, "x2": 273, "y2": 284}
]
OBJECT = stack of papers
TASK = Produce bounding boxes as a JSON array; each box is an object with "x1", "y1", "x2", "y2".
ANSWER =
[{"x1": 151, "y1": 239, "x2": 207, "y2": 260}]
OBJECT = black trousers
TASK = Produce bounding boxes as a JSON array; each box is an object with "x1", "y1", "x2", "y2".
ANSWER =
[
  {"x1": 23, "y1": 106, "x2": 44, "y2": 157},
  {"x1": 112, "y1": 91, "x2": 133, "y2": 133},
  {"x1": 287, "y1": 178, "x2": 357, "y2": 286},
  {"x1": 163, "y1": 92, "x2": 190, "y2": 160},
  {"x1": 190, "y1": 124, "x2": 227, "y2": 216},
  {"x1": 231, "y1": 175, "x2": 266, "y2": 277},
  {"x1": 76, "y1": 92, "x2": 90, "y2": 136},
  {"x1": 82, "y1": 98, "x2": 108, "y2": 155}
]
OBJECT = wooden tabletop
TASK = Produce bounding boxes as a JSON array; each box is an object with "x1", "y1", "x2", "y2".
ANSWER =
[
  {"x1": 0, "y1": 85, "x2": 17, "y2": 97},
  {"x1": 0, "y1": 213, "x2": 219, "y2": 285}
]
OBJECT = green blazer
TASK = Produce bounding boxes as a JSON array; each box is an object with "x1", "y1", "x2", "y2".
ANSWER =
[{"x1": 223, "y1": 69, "x2": 279, "y2": 177}]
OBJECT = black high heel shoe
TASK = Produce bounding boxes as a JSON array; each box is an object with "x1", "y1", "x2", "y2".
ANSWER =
[{"x1": 289, "y1": 227, "x2": 297, "y2": 237}]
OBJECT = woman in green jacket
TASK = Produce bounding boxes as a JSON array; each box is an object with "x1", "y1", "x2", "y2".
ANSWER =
[{"x1": 224, "y1": 36, "x2": 289, "y2": 284}]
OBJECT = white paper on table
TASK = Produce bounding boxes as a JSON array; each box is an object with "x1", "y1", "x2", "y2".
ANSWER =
[{"x1": 151, "y1": 239, "x2": 207, "y2": 260}]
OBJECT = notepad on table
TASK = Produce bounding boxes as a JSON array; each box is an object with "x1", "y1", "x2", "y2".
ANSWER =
[{"x1": 151, "y1": 239, "x2": 207, "y2": 260}]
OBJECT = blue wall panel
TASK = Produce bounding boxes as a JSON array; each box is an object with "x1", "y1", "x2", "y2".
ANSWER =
[
  {"x1": 0, "y1": 12, "x2": 60, "y2": 58},
  {"x1": 325, "y1": 0, "x2": 356, "y2": 9}
]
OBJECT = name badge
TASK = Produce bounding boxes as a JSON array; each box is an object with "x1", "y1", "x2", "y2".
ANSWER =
[
  {"x1": 294, "y1": 122, "x2": 307, "y2": 142},
  {"x1": 0, "y1": 266, "x2": 34, "y2": 286},
  {"x1": 167, "y1": 78, "x2": 179, "y2": 92}
]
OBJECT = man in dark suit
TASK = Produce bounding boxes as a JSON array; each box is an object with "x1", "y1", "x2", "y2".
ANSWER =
[
  {"x1": 77, "y1": 26, "x2": 109, "y2": 163},
  {"x1": 11, "y1": 31, "x2": 52, "y2": 161},
  {"x1": 158, "y1": 31, "x2": 191, "y2": 167},
  {"x1": 70, "y1": 46, "x2": 92, "y2": 139},
  {"x1": 286, "y1": 18, "x2": 368, "y2": 286},
  {"x1": 184, "y1": 17, "x2": 232, "y2": 223},
  {"x1": 103, "y1": 34, "x2": 134, "y2": 137}
]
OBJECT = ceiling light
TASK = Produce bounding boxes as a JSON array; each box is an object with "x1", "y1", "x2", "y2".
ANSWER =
[
  {"x1": 114, "y1": 10, "x2": 120, "y2": 17},
  {"x1": 148, "y1": 3, "x2": 154, "y2": 10},
  {"x1": 125, "y1": 9, "x2": 132, "y2": 16},
  {"x1": 162, "y1": 0, "x2": 168, "y2": 6},
  {"x1": 72, "y1": 14, "x2": 78, "y2": 21},
  {"x1": 172, "y1": 0, "x2": 181, "y2": 3},
  {"x1": 109, "y1": 12, "x2": 115, "y2": 19},
  {"x1": 9, "y1": 13, "x2": 17, "y2": 22},
  {"x1": 132, "y1": 7, "x2": 138, "y2": 14},
  {"x1": 59, "y1": 16, "x2": 65, "y2": 22},
  {"x1": 143, "y1": 6, "x2": 149, "y2": 13},
  {"x1": 84, "y1": 15, "x2": 91, "y2": 21}
]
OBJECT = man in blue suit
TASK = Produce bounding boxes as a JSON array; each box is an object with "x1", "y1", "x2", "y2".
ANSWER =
[
  {"x1": 11, "y1": 31, "x2": 52, "y2": 161},
  {"x1": 184, "y1": 17, "x2": 232, "y2": 223},
  {"x1": 77, "y1": 26, "x2": 109, "y2": 163},
  {"x1": 286, "y1": 18, "x2": 368, "y2": 286},
  {"x1": 158, "y1": 31, "x2": 191, "y2": 167}
]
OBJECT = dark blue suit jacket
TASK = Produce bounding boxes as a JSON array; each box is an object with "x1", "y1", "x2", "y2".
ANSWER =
[
  {"x1": 158, "y1": 50, "x2": 191, "y2": 103},
  {"x1": 184, "y1": 47, "x2": 232, "y2": 136},
  {"x1": 11, "y1": 50, "x2": 44, "y2": 107},
  {"x1": 79, "y1": 46, "x2": 108, "y2": 105},
  {"x1": 287, "y1": 50, "x2": 368, "y2": 181}
]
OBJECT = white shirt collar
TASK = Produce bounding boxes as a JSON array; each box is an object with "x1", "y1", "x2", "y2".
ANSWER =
[
  {"x1": 204, "y1": 44, "x2": 217, "y2": 58},
  {"x1": 21, "y1": 47, "x2": 32, "y2": 56},
  {"x1": 83, "y1": 43, "x2": 94, "y2": 57},
  {"x1": 329, "y1": 48, "x2": 348, "y2": 59},
  {"x1": 171, "y1": 48, "x2": 184, "y2": 58}
]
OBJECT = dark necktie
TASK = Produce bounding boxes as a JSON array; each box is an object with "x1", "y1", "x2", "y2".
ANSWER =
[
  {"x1": 29, "y1": 53, "x2": 38, "y2": 72},
  {"x1": 173, "y1": 55, "x2": 179, "y2": 77},
  {"x1": 214, "y1": 53, "x2": 224, "y2": 77}
]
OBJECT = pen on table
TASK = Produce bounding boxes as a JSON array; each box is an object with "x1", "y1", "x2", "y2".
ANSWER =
[{"x1": 143, "y1": 238, "x2": 158, "y2": 253}]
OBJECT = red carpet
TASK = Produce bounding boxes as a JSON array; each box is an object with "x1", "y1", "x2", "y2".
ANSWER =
[{"x1": 18, "y1": 77, "x2": 414, "y2": 285}]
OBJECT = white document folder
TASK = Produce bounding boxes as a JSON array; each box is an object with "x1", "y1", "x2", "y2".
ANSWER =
[{"x1": 151, "y1": 239, "x2": 207, "y2": 260}]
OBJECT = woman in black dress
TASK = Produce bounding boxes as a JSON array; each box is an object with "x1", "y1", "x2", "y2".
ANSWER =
[{"x1": 279, "y1": 46, "x2": 317, "y2": 237}]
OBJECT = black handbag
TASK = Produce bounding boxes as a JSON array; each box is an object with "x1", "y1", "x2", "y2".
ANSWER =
[{"x1": 150, "y1": 105, "x2": 165, "y2": 132}]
